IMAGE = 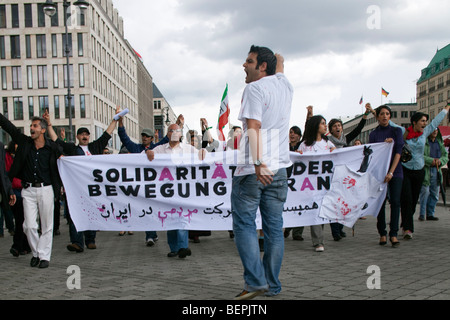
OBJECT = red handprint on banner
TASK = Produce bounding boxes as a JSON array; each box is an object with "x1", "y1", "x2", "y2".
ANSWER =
[{"x1": 343, "y1": 176, "x2": 356, "y2": 189}]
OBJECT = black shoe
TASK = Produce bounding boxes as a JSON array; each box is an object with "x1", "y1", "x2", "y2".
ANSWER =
[
  {"x1": 177, "y1": 248, "x2": 192, "y2": 259},
  {"x1": 390, "y1": 237, "x2": 400, "y2": 248},
  {"x1": 10, "y1": 248, "x2": 19, "y2": 257},
  {"x1": 38, "y1": 260, "x2": 49, "y2": 268},
  {"x1": 340, "y1": 231, "x2": 347, "y2": 238},
  {"x1": 30, "y1": 256, "x2": 40, "y2": 267},
  {"x1": 333, "y1": 235, "x2": 342, "y2": 241},
  {"x1": 426, "y1": 216, "x2": 439, "y2": 221},
  {"x1": 167, "y1": 252, "x2": 178, "y2": 258},
  {"x1": 67, "y1": 243, "x2": 84, "y2": 253}
]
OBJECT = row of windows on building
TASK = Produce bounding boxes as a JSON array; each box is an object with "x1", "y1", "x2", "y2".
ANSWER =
[
  {"x1": 1, "y1": 64, "x2": 85, "y2": 90},
  {"x1": 0, "y1": 3, "x2": 85, "y2": 30},
  {"x1": 0, "y1": 33, "x2": 84, "y2": 60},
  {"x1": 2, "y1": 94, "x2": 85, "y2": 121},
  {"x1": 418, "y1": 91, "x2": 450, "y2": 110}
]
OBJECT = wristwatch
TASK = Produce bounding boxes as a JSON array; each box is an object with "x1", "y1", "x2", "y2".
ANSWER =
[{"x1": 254, "y1": 159, "x2": 262, "y2": 166}]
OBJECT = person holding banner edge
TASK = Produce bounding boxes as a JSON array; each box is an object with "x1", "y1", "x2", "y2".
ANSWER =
[
  {"x1": 145, "y1": 123, "x2": 207, "y2": 258},
  {"x1": 43, "y1": 108, "x2": 120, "y2": 253},
  {"x1": 232, "y1": 46, "x2": 292, "y2": 300},
  {"x1": 118, "y1": 113, "x2": 184, "y2": 246},
  {"x1": 327, "y1": 103, "x2": 375, "y2": 241}
]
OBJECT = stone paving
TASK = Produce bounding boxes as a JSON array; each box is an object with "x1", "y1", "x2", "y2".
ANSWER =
[{"x1": 1, "y1": 197, "x2": 450, "y2": 302}]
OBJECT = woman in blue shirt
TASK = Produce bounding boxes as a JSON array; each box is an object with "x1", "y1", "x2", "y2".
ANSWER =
[{"x1": 390, "y1": 102, "x2": 450, "y2": 239}]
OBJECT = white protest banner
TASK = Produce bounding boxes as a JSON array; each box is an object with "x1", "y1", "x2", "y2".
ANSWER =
[{"x1": 58, "y1": 142, "x2": 393, "y2": 232}]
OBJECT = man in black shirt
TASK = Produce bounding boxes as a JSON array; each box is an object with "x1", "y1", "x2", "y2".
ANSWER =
[
  {"x1": 0, "y1": 113, "x2": 62, "y2": 269},
  {"x1": 44, "y1": 110, "x2": 119, "y2": 252}
]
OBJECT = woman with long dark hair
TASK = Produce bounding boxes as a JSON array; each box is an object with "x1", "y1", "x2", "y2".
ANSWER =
[{"x1": 297, "y1": 115, "x2": 335, "y2": 252}]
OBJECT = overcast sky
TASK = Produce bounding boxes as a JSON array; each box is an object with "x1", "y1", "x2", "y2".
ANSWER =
[{"x1": 113, "y1": 0, "x2": 450, "y2": 137}]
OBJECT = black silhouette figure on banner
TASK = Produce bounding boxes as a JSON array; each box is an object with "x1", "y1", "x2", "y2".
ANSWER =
[{"x1": 358, "y1": 146, "x2": 373, "y2": 173}]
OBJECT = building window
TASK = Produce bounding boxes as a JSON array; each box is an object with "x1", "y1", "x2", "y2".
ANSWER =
[
  {"x1": 80, "y1": 94, "x2": 86, "y2": 118},
  {"x1": 53, "y1": 65, "x2": 59, "y2": 88},
  {"x1": 25, "y1": 35, "x2": 31, "y2": 58},
  {"x1": 2, "y1": 97, "x2": 8, "y2": 118},
  {"x1": 28, "y1": 96, "x2": 34, "y2": 119},
  {"x1": 0, "y1": 5, "x2": 6, "y2": 28},
  {"x1": 10, "y1": 35, "x2": 21, "y2": 59},
  {"x1": 50, "y1": 5, "x2": 58, "y2": 27},
  {"x1": 24, "y1": 3, "x2": 33, "y2": 27},
  {"x1": 77, "y1": 33, "x2": 84, "y2": 56},
  {"x1": 11, "y1": 4, "x2": 19, "y2": 28},
  {"x1": 39, "y1": 96, "x2": 49, "y2": 116},
  {"x1": 37, "y1": 4, "x2": 45, "y2": 27},
  {"x1": 13, "y1": 97, "x2": 23, "y2": 120},
  {"x1": 1, "y1": 67, "x2": 6, "y2": 90},
  {"x1": 12, "y1": 66, "x2": 22, "y2": 90},
  {"x1": 79, "y1": 64, "x2": 85, "y2": 87},
  {"x1": 54, "y1": 95, "x2": 60, "y2": 119},
  {"x1": 63, "y1": 64, "x2": 74, "y2": 88},
  {"x1": 27, "y1": 65, "x2": 33, "y2": 89},
  {"x1": 51, "y1": 34, "x2": 57, "y2": 57},
  {"x1": 36, "y1": 34, "x2": 47, "y2": 58},
  {"x1": 37, "y1": 65, "x2": 48, "y2": 89},
  {"x1": 401, "y1": 111, "x2": 408, "y2": 118},
  {"x1": 0, "y1": 36, "x2": 5, "y2": 59}
]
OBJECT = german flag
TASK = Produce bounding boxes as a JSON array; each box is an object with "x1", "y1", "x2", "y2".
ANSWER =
[{"x1": 381, "y1": 87, "x2": 389, "y2": 97}]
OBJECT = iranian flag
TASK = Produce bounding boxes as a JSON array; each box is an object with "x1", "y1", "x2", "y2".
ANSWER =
[{"x1": 217, "y1": 84, "x2": 230, "y2": 141}]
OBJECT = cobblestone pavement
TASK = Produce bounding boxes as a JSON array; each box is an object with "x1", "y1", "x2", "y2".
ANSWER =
[{"x1": 1, "y1": 198, "x2": 450, "y2": 302}]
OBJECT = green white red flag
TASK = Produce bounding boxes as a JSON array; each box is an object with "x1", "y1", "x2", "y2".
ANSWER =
[{"x1": 217, "y1": 84, "x2": 230, "y2": 141}]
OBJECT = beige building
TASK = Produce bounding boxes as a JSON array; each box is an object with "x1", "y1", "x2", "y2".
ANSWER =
[
  {"x1": 0, "y1": 0, "x2": 156, "y2": 152},
  {"x1": 417, "y1": 44, "x2": 450, "y2": 125}
]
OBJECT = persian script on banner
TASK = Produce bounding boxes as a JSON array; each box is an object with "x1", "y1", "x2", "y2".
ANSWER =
[{"x1": 58, "y1": 143, "x2": 393, "y2": 231}]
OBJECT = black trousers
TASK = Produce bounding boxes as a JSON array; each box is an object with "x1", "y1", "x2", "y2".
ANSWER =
[{"x1": 400, "y1": 167, "x2": 425, "y2": 233}]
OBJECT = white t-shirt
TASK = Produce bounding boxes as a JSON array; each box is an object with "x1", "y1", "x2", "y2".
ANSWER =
[
  {"x1": 298, "y1": 139, "x2": 335, "y2": 153},
  {"x1": 80, "y1": 145, "x2": 92, "y2": 156},
  {"x1": 235, "y1": 73, "x2": 293, "y2": 176}
]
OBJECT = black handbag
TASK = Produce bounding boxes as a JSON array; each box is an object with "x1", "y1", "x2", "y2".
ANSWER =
[{"x1": 401, "y1": 143, "x2": 412, "y2": 163}]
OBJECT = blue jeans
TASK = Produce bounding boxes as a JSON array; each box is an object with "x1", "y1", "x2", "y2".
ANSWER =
[
  {"x1": 231, "y1": 168, "x2": 288, "y2": 296},
  {"x1": 377, "y1": 177, "x2": 402, "y2": 237},
  {"x1": 145, "y1": 231, "x2": 158, "y2": 241},
  {"x1": 66, "y1": 201, "x2": 96, "y2": 248},
  {"x1": 167, "y1": 230, "x2": 188, "y2": 253},
  {"x1": 419, "y1": 167, "x2": 439, "y2": 217}
]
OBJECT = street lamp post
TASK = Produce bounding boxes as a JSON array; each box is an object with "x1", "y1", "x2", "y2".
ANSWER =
[
  {"x1": 43, "y1": 0, "x2": 89, "y2": 142},
  {"x1": 163, "y1": 106, "x2": 171, "y2": 135}
]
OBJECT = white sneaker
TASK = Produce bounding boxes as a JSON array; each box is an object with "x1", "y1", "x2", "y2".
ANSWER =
[
  {"x1": 146, "y1": 239, "x2": 155, "y2": 247},
  {"x1": 315, "y1": 245, "x2": 325, "y2": 252}
]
